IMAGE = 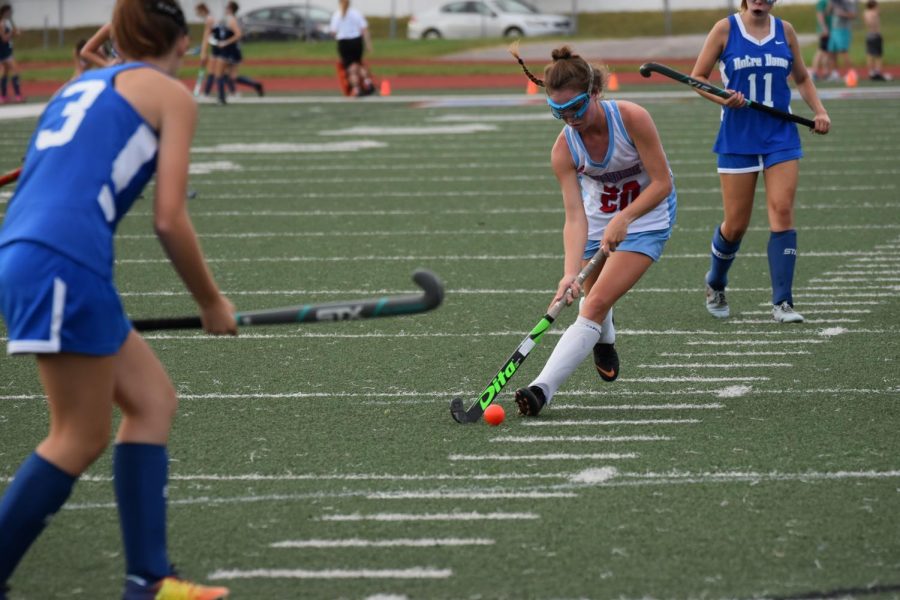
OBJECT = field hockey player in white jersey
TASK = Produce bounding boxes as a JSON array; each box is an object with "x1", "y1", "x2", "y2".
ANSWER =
[
  {"x1": 691, "y1": 0, "x2": 830, "y2": 323},
  {"x1": 508, "y1": 45, "x2": 678, "y2": 417},
  {"x1": 0, "y1": 0, "x2": 235, "y2": 598}
]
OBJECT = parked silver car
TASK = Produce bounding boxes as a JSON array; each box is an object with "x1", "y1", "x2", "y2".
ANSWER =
[
  {"x1": 239, "y1": 4, "x2": 334, "y2": 41},
  {"x1": 407, "y1": 0, "x2": 572, "y2": 39}
]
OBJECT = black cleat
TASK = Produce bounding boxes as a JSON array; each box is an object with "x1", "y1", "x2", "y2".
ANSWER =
[
  {"x1": 514, "y1": 386, "x2": 546, "y2": 417},
  {"x1": 255, "y1": 83, "x2": 265, "y2": 97},
  {"x1": 593, "y1": 343, "x2": 619, "y2": 382}
]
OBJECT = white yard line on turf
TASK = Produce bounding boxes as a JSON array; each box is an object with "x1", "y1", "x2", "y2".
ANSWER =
[
  {"x1": 586, "y1": 469, "x2": 900, "y2": 488},
  {"x1": 551, "y1": 403, "x2": 723, "y2": 410},
  {"x1": 447, "y1": 453, "x2": 639, "y2": 461},
  {"x1": 207, "y1": 568, "x2": 452, "y2": 580},
  {"x1": 661, "y1": 351, "x2": 811, "y2": 356},
  {"x1": 366, "y1": 491, "x2": 577, "y2": 499},
  {"x1": 490, "y1": 435, "x2": 673, "y2": 443},
  {"x1": 270, "y1": 538, "x2": 495, "y2": 548},
  {"x1": 521, "y1": 419, "x2": 700, "y2": 426},
  {"x1": 320, "y1": 512, "x2": 539, "y2": 521},
  {"x1": 637, "y1": 363, "x2": 792, "y2": 368}
]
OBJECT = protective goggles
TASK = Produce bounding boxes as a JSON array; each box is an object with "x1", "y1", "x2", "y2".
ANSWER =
[{"x1": 547, "y1": 93, "x2": 592, "y2": 120}]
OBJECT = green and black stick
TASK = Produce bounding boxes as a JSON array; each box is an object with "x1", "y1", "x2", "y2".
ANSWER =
[
  {"x1": 450, "y1": 251, "x2": 606, "y2": 424},
  {"x1": 639, "y1": 62, "x2": 816, "y2": 129}
]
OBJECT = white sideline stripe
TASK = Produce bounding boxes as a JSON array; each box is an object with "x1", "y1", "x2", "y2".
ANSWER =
[
  {"x1": 56, "y1": 472, "x2": 567, "y2": 484},
  {"x1": 447, "y1": 453, "x2": 639, "y2": 461},
  {"x1": 597, "y1": 469, "x2": 900, "y2": 488},
  {"x1": 521, "y1": 419, "x2": 700, "y2": 426},
  {"x1": 207, "y1": 568, "x2": 452, "y2": 580},
  {"x1": 5, "y1": 386, "x2": 897, "y2": 405},
  {"x1": 637, "y1": 363, "x2": 792, "y2": 368},
  {"x1": 660, "y1": 351, "x2": 811, "y2": 356},
  {"x1": 742, "y1": 309, "x2": 872, "y2": 315},
  {"x1": 490, "y1": 435, "x2": 672, "y2": 443},
  {"x1": 628, "y1": 376, "x2": 769, "y2": 382},
  {"x1": 366, "y1": 491, "x2": 576, "y2": 499},
  {"x1": 552, "y1": 403, "x2": 723, "y2": 410},
  {"x1": 271, "y1": 538, "x2": 495, "y2": 548},
  {"x1": 114, "y1": 251, "x2": 900, "y2": 264},
  {"x1": 687, "y1": 339, "x2": 825, "y2": 345},
  {"x1": 730, "y1": 319, "x2": 861, "y2": 325},
  {"x1": 756, "y1": 301, "x2": 881, "y2": 306},
  {"x1": 320, "y1": 512, "x2": 539, "y2": 521}
]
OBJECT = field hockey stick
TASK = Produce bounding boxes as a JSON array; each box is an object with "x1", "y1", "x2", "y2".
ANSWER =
[
  {"x1": 450, "y1": 251, "x2": 607, "y2": 424},
  {"x1": 0, "y1": 167, "x2": 22, "y2": 188},
  {"x1": 638, "y1": 62, "x2": 816, "y2": 129},
  {"x1": 193, "y1": 66, "x2": 206, "y2": 97},
  {"x1": 132, "y1": 269, "x2": 443, "y2": 331}
]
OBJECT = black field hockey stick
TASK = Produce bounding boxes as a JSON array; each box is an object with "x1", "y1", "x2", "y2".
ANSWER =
[
  {"x1": 450, "y1": 251, "x2": 607, "y2": 424},
  {"x1": 638, "y1": 62, "x2": 816, "y2": 129},
  {"x1": 132, "y1": 269, "x2": 444, "y2": 331}
]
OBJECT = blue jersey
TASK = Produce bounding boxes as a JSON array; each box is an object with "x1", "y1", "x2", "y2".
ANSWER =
[
  {"x1": 0, "y1": 19, "x2": 13, "y2": 59},
  {"x1": 714, "y1": 14, "x2": 800, "y2": 155},
  {"x1": 0, "y1": 63, "x2": 159, "y2": 279}
]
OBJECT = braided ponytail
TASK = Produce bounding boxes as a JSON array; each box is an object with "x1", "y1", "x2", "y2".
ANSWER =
[{"x1": 508, "y1": 41, "x2": 544, "y2": 88}]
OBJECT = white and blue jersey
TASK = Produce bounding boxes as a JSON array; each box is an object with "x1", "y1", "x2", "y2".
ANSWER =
[
  {"x1": 0, "y1": 63, "x2": 158, "y2": 279},
  {"x1": 0, "y1": 63, "x2": 160, "y2": 355},
  {"x1": 714, "y1": 14, "x2": 801, "y2": 155},
  {"x1": 563, "y1": 100, "x2": 677, "y2": 250}
]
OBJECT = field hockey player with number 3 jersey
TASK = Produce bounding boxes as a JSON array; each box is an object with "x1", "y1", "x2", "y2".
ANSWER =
[
  {"x1": 507, "y1": 45, "x2": 677, "y2": 417},
  {"x1": 691, "y1": 0, "x2": 830, "y2": 323},
  {"x1": 0, "y1": 1, "x2": 235, "y2": 598}
]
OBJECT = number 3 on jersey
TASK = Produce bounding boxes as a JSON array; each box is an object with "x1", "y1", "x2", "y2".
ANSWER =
[
  {"x1": 600, "y1": 180, "x2": 641, "y2": 213},
  {"x1": 35, "y1": 80, "x2": 106, "y2": 150}
]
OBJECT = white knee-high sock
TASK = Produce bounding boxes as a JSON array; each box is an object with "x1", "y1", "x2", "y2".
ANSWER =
[
  {"x1": 531, "y1": 316, "x2": 602, "y2": 404},
  {"x1": 577, "y1": 297, "x2": 615, "y2": 344}
]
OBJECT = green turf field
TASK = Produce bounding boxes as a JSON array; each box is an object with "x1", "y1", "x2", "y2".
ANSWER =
[{"x1": 1, "y1": 91, "x2": 899, "y2": 599}]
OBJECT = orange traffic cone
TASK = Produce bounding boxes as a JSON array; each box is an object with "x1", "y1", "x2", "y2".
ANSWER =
[
  {"x1": 526, "y1": 80, "x2": 539, "y2": 95},
  {"x1": 607, "y1": 72, "x2": 620, "y2": 92},
  {"x1": 380, "y1": 79, "x2": 391, "y2": 96},
  {"x1": 844, "y1": 68, "x2": 858, "y2": 87}
]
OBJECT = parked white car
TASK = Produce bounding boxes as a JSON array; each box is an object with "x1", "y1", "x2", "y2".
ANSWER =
[{"x1": 407, "y1": 0, "x2": 573, "y2": 39}]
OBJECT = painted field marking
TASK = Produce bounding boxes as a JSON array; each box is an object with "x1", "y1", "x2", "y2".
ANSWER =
[
  {"x1": 741, "y1": 308, "x2": 872, "y2": 315},
  {"x1": 191, "y1": 141, "x2": 387, "y2": 153},
  {"x1": 208, "y1": 567, "x2": 452, "y2": 580},
  {"x1": 490, "y1": 435, "x2": 673, "y2": 443},
  {"x1": 366, "y1": 491, "x2": 577, "y2": 499},
  {"x1": 521, "y1": 419, "x2": 700, "y2": 427},
  {"x1": 587, "y1": 469, "x2": 900, "y2": 488},
  {"x1": 661, "y1": 351, "x2": 811, "y2": 356},
  {"x1": 447, "y1": 453, "x2": 639, "y2": 461},
  {"x1": 729, "y1": 318, "x2": 861, "y2": 325},
  {"x1": 637, "y1": 363, "x2": 792, "y2": 368},
  {"x1": 686, "y1": 339, "x2": 825, "y2": 345},
  {"x1": 270, "y1": 538, "x2": 495, "y2": 548},
  {"x1": 319, "y1": 512, "x2": 539, "y2": 521},
  {"x1": 551, "y1": 403, "x2": 723, "y2": 410}
]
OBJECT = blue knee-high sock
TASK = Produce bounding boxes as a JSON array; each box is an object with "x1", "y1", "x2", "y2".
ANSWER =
[
  {"x1": 768, "y1": 229, "x2": 797, "y2": 306},
  {"x1": 0, "y1": 453, "x2": 77, "y2": 585},
  {"x1": 216, "y1": 76, "x2": 227, "y2": 103},
  {"x1": 225, "y1": 75, "x2": 235, "y2": 94},
  {"x1": 10, "y1": 76, "x2": 19, "y2": 97},
  {"x1": 707, "y1": 226, "x2": 742, "y2": 290},
  {"x1": 0, "y1": 77, "x2": 7, "y2": 98},
  {"x1": 235, "y1": 75, "x2": 258, "y2": 88},
  {"x1": 113, "y1": 443, "x2": 170, "y2": 584},
  {"x1": 204, "y1": 73, "x2": 215, "y2": 95}
]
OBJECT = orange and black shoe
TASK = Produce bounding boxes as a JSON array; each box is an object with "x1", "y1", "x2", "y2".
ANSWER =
[
  {"x1": 514, "y1": 386, "x2": 546, "y2": 417},
  {"x1": 123, "y1": 575, "x2": 229, "y2": 600},
  {"x1": 593, "y1": 343, "x2": 619, "y2": 382}
]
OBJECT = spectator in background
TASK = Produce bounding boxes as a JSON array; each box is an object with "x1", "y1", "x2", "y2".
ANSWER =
[
  {"x1": 864, "y1": 0, "x2": 889, "y2": 80},
  {"x1": 0, "y1": 4, "x2": 23, "y2": 103},
  {"x1": 811, "y1": 0, "x2": 832, "y2": 80},
  {"x1": 330, "y1": 0, "x2": 374, "y2": 97},
  {"x1": 827, "y1": 0, "x2": 857, "y2": 81}
]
